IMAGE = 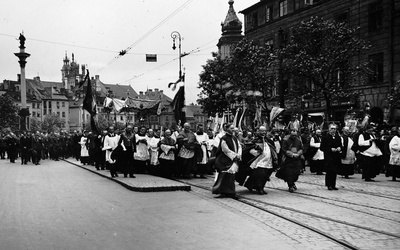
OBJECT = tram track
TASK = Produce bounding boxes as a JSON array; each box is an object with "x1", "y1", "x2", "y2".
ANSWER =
[
  {"x1": 296, "y1": 179, "x2": 400, "y2": 201},
  {"x1": 265, "y1": 186, "x2": 400, "y2": 219},
  {"x1": 176, "y1": 179, "x2": 400, "y2": 250}
]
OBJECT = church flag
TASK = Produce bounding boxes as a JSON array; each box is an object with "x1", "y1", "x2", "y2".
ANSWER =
[
  {"x1": 82, "y1": 70, "x2": 100, "y2": 134},
  {"x1": 82, "y1": 70, "x2": 97, "y2": 116},
  {"x1": 171, "y1": 85, "x2": 185, "y2": 125}
]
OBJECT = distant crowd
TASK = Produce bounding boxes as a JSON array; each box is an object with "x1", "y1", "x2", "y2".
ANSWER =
[{"x1": 1, "y1": 122, "x2": 399, "y2": 198}]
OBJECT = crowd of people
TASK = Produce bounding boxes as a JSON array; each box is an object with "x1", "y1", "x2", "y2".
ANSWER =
[
  {"x1": 1, "y1": 121, "x2": 399, "y2": 200},
  {"x1": 212, "y1": 122, "x2": 400, "y2": 199}
]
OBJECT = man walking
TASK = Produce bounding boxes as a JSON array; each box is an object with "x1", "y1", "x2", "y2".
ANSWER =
[
  {"x1": 320, "y1": 124, "x2": 343, "y2": 190},
  {"x1": 276, "y1": 128, "x2": 304, "y2": 193},
  {"x1": 119, "y1": 125, "x2": 136, "y2": 178},
  {"x1": 212, "y1": 124, "x2": 242, "y2": 199},
  {"x1": 176, "y1": 123, "x2": 198, "y2": 178},
  {"x1": 103, "y1": 127, "x2": 120, "y2": 178}
]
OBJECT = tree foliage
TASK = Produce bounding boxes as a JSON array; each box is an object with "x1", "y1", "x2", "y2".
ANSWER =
[
  {"x1": 30, "y1": 117, "x2": 42, "y2": 132},
  {"x1": 41, "y1": 113, "x2": 64, "y2": 133},
  {"x1": 278, "y1": 16, "x2": 370, "y2": 118},
  {"x1": 227, "y1": 39, "x2": 275, "y2": 110},
  {"x1": 0, "y1": 94, "x2": 20, "y2": 131},
  {"x1": 197, "y1": 40, "x2": 275, "y2": 115},
  {"x1": 197, "y1": 52, "x2": 231, "y2": 115}
]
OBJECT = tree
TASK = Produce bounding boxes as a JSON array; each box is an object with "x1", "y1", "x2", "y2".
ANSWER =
[
  {"x1": 277, "y1": 16, "x2": 370, "y2": 120},
  {"x1": 198, "y1": 40, "x2": 275, "y2": 116},
  {"x1": 30, "y1": 117, "x2": 42, "y2": 132},
  {"x1": 226, "y1": 39, "x2": 275, "y2": 110},
  {"x1": 0, "y1": 94, "x2": 20, "y2": 131},
  {"x1": 41, "y1": 113, "x2": 64, "y2": 133},
  {"x1": 197, "y1": 52, "x2": 231, "y2": 115}
]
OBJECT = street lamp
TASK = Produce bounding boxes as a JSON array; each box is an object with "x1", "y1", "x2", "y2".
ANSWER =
[
  {"x1": 171, "y1": 31, "x2": 182, "y2": 80},
  {"x1": 278, "y1": 28, "x2": 285, "y2": 109}
]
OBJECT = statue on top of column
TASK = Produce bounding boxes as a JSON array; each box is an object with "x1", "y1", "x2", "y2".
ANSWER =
[{"x1": 19, "y1": 33, "x2": 26, "y2": 49}]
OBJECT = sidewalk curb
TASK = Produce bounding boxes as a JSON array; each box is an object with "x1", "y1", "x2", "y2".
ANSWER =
[{"x1": 64, "y1": 159, "x2": 191, "y2": 192}]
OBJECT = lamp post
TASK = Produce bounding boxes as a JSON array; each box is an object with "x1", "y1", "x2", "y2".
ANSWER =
[
  {"x1": 171, "y1": 31, "x2": 182, "y2": 80},
  {"x1": 14, "y1": 32, "x2": 31, "y2": 131},
  {"x1": 278, "y1": 28, "x2": 285, "y2": 109}
]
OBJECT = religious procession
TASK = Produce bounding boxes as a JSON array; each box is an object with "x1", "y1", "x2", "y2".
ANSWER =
[{"x1": 1, "y1": 112, "x2": 399, "y2": 201}]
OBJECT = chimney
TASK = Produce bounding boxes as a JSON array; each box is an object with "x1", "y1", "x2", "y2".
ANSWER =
[
  {"x1": 155, "y1": 88, "x2": 159, "y2": 92},
  {"x1": 160, "y1": 90, "x2": 163, "y2": 93},
  {"x1": 139, "y1": 91, "x2": 143, "y2": 95}
]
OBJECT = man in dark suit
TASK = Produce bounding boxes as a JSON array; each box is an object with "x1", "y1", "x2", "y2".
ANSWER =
[{"x1": 320, "y1": 124, "x2": 343, "y2": 190}]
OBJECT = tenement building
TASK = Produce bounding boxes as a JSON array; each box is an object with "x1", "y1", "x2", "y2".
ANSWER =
[{"x1": 240, "y1": 0, "x2": 400, "y2": 124}]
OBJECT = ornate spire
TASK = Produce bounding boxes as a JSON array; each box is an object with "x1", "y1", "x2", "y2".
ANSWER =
[
  {"x1": 221, "y1": 0, "x2": 242, "y2": 35},
  {"x1": 217, "y1": 0, "x2": 243, "y2": 59},
  {"x1": 63, "y1": 51, "x2": 69, "y2": 63}
]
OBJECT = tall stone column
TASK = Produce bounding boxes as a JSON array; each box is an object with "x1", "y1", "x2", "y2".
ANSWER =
[{"x1": 14, "y1": 33, "x2": 31, "y2": 131}]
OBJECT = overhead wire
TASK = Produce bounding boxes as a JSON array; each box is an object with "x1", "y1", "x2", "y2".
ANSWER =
[
  {"x1": 121, "y1": 38, "x2": 219, "y2": 85},
  {"x1": 96, "y1": 0, "x2": 196, "y2": 74},
  {"x1": 0, "y1": 32, "x2": 118, "y2": 53},
  {"x1": 1, "y1": 32, "x2": 215, "y2": 56}
]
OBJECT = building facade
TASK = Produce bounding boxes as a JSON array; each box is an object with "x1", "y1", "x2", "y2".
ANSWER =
[
  {"x1": 240, "y1": 0, "x2": 400, "y2": 124},
  {"x1": 1, "y1": 75, "x2": 71, "y2": 131}
]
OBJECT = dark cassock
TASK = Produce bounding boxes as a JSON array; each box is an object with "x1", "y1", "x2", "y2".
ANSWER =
[
  {"x1": 6, "y1": 133, "x2": 18, "y2": 163},
  {"x1": 158, "y1": 130, "x2": 177, "y2": 178},
  {"x1": 176, "y1": 124, "x2": 198, "y2": 178},
  {"x1": 119, "y1": 127, "x2": 137, "y2": 178},
  {"x1": 275, "y1": 130, "x2": 304, "y2": 193},
  {"x1": 20, "y1": 133, "x2": 32, "y2": 165},
  {"x1": 320, "y1": 126, "x2": 343, "y2": 190},
  {"x1": 212, "y1": 127, "x2": 242, "y2": 199},
  {"x1": 31, "y1": 135, "x2": 43, "y2": 165}
]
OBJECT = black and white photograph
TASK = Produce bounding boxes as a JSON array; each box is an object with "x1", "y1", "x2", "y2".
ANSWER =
[{"x1": 0, "y1": 0, "x2": 399, "y2": 249}]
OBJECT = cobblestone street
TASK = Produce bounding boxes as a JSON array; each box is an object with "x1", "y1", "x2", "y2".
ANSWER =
[
  {"x1": 178, "y1": 169, "x2": 400, "y2": 250},
  {"x1": 70, "y1": 158, "x2": 400, "y2": 250}
]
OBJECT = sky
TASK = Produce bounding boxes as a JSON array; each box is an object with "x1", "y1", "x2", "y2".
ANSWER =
[{"x1": 0, "y1": 0, "x2": 259, "y2": 104}]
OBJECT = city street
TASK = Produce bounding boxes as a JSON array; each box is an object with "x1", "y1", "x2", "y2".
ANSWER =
[{"x1": 1, "y1": 157, "x2": 400, "y2": 250}]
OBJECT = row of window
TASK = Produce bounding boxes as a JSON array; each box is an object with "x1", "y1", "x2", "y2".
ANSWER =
[
  {"x1": 42, "y1": 101, "x2": 66, "y2": 109},
  {"x1": 31, "y1": 111, "x2": 66, "y2": 118},
  {"x1": 246, "y1": 0, "x2": 382, "y2": 33}
]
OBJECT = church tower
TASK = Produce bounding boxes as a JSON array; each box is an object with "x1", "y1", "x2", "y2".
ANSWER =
[
  {"x1": 61, "y1": 52, "x2": 70, "y2": 89},
  {"x1": 217, "y1": 0, "x2": 243, "y2": 60},
  {"x1": 61, "y1": 53, "x2": 84, "y2": 90}
]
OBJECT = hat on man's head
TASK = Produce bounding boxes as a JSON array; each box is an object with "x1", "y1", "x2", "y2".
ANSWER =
[{"x1": 366, "y1": 124, "x2": 376, "y2": 129}]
